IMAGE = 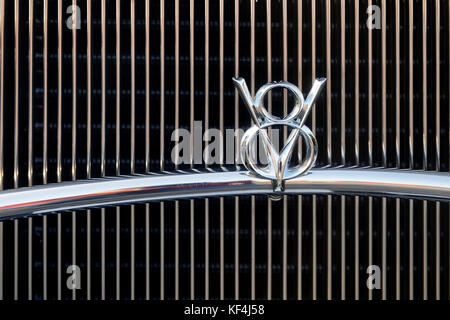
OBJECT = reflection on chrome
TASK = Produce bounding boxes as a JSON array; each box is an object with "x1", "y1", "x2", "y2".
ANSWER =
[
  {"x1": 233, "y1": 77, "x2": 326, "y2": 191},
  {"x1": 0, "y1": 167, "x2": 448, "y2": 219}
]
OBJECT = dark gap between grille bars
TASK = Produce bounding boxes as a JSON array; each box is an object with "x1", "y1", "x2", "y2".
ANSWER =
[{"x1": 0, "y1": 0, "x2": 448, "y2": 300}]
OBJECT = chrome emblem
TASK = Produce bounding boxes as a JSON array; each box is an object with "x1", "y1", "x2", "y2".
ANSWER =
[{"x1": 233, "y1": 77, "x2": 326, "y2": 192}]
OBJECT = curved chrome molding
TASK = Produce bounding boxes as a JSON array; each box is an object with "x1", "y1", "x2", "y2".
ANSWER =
[{"x1": 0, "y1": 168, "x2": 449, "y2": 219}]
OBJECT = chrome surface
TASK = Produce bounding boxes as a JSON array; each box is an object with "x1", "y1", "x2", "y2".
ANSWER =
[
  {"x1": 0, "y1": 168, "x2": 448, "y2": 219},
  {"x1": 233, "y1": 77, "x2": 325, "y2": 191},
  {"x1": 0, "y1": 0, "x2": 448, "y2": 301},
  {"x1": 0, "y1": 0, "x2": 4, "y2": 299}
]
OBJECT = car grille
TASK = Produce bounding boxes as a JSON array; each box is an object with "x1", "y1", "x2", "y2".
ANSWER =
[{"x1": 0, "y1": 0, "x2": 448, "y2": 300}]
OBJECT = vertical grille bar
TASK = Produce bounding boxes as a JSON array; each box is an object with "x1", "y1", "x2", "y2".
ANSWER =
[
  {"x1": 381, "y1": 0, "x2": 387, "y2": 301},
  {"x1": 72, "y1": 0, "x2": 77, "y2": 179},
  {"x1": 381, "y1": 0, "x2": 387, "y2": 167},
  {"x1": 395, "y1": 192, "x2": 400, "y2": 300},
  {"x1": 174, "y1": 0, "x2": 179, "y2": 301},
  {"x1": 408, "y1": 1, "x2": 414, "y2": 169},
  {"x1": 145, "y1": 0, "x2": 150, "y2": 301},
  {"x1": 130, "y1": 0, "x2": 136, "y2": 300},
  {"x1": 160, "y1": 0, "x2": 165, "y2": 172},
  {"x1": 55, "y1": 0, "x2": 61, "y2": 183},
  {"x1": 13, "y1": 1, "x2": 19, "y2": 189},
  {"x1": 27, "y1": 0, "x2": 34, "y2": 300},
  {"x1": 266, "y1": 0, "x2": 272, "y2": 301},
  {"x1": 189, "y1": 0, "x2": 195, "y2": 301},
  {"x1": 325, "y1": 0, "x2": 331, "y2": 166},
  {"x1": 130, "y1": 2, "x2": 135, "y2": 176},
  {"x1": 42, "y1": 0, "x2": 51, "y2": 300},
  {"x1": 234, "y1": 0, "x2": 239, "y2": 301},
  {"x1": 311, "y1": 0, "x2": 317, "y2": 300},
  {"x1": 86, "y1": 0, "x2": 92, "y2": 300},
  {"x1": 72, "y1": 212, "x2": 76, "y2": 299},
  {"x1": 368, "y1": 0, "x2": 373, "y2": 301},
  {"x1": 160, "y1": 0, "x2": 165, "y2": 300},
  {"x1": 422, "y1": 0, "x2": 428, "y2": 170},
  {"x1": 395, "y1": 0, "x2": 401, "y2": 301},
  {"x1": 422, "y1": 0, "x2": 427, "y2": 300},
  {"x1": 354, "y1": 0, "x2": 359, "y2": 165},
  {"x1": 250, "y1": 0, "x2": 255, "y2": 301},
  {"x1": 368, "y1": 0, "x2": 373, "y2": 167},
  {"x1": 423, "y1": 198, "x2": 427, "y2": 300},
  {"x1": 0, "y1": 0, "x2": 4, "y2": 301},
  {"x1": 434, "y1": 0, "x2": 440, "y2": 301},
  {"x1": 160, "y1": 195, "x2": 164, "y2": 301},
  {"x1": 282, "y1": 0, "x2": 288, "y2": 301},
  {"x1": 340, "y1": 0, "x2": 345, "y2": 165},
  {"x1": 203, "y1": 0, "x2": 208, "y2": 300},
  {"x1": 408, "y1": 0, "x2": 414, "y2": 301},
  {"x1": 354, "y1": 0, "x2": 359, "y2": 300},
  {"x1": 71, "y1": 0, "x2": 78, "y2": 301},
  {"x1": 114, "y1": 0, "x2": 120, "y2": 301},
  {"x1": 325, "y1": 0, "x2": 332, "y2": 301},
  {"x1": 340, "y1": 0, "x2": 346, "y2": 301},
  {"x1": 87, "y1": 0, "x2": 92, "y2": 181},
  {"x1": 86, "y1": 0, "x2": 92, "y2": 301},
  {"x1": 13, "y1": 0, "x2": 19, "y2": 300},
  {"x1": 54, "y1": 0, "x2": 61, "y2": 300},
  {"x1": 297, "y1": 0, "x2": 302, "y2": 301},
  {"x1": 395, "y1": 0, "x2": 401, "y2": 168},
  {"x1": 101, "y1": 0, "x2": 106, "y2": 300},
  {"x1": 219, "y1": 0, "x2": 224, "y2": 301}
]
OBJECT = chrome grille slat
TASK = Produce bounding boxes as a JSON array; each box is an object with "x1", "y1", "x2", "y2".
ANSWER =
[
  {"x1": 13, "y1": 0, "x2": 19, "y2": 300},
  {"x1": 87, "y1": 0, "x2": 92, "y2": 301},
  {"x1": 368, "y1": 0, "x2": 373, "y2": 302},
  {"x1": 130, "y1": 0, "x2": 136, "y2": 301},
  {"x1": 266, "y1": 0, "x2": 272, "y2": 301},
  {"x1": 408, "y1": 0, "x2": 414, "y2": 301},
  {"x1": 113, "y1": 0, "x2": 119, "y2": 301},
  {"x1": 282, "y1": 0, "x2": 288, "y2": 301},
  {"x1": 189, "y1": 0, "x2": 194, "y2": 301},
  {"x1": 297, "y1": 0, "x2": 302, "y2": 302},
  {"x1": 160, "y1": 0, "x2": 165, "y2": 301},
  {"x1": 395, "y1": 0, "x2": 400, "y2": 301},
  {"x1": 234, "y1": 0, "x2": 239, "y2": 301},
  {"x1": 54, "y1": 0, "x2": 61, "y2": 301},
  {"x1": 340, "y1": 0, "x2": 345, "y2": 300},
  {"x1": 71, "y1": 0, "x2": 78, "y2": 301},
  {"x1": 0, "y1": 0, "x2": 448, "y2": 301},
  {"x1": 435, "y1": 0, "x2": 441, "y2": 301},
  {"x1": 0, "y1": 0, "x2": 4, "y2": 299},
  {"x1": 145, "y1": 0, "x2": 150, "y2": 301},
  {"x1": 174, "y1": 0, "x2": 179, "y2": 299},
  {"x1": 381, "y1": 0, "x2": 386, "y2": 300},
  {"x1": 422, "y1": 0, "x2": 427, "y2": 300},
  {"x1": 311, "y1": 0, "x2": 317, "y2": 301},
  {"x1": 325, "y1": 0, "x2": 332, "y2": 300},
  {"x1": 250, "y1": 0, "x2": 256, "y2": 301},
  {"x1": 203, "y1": 0, "x2": 208, "y2": 301},
  {"x1": 27, "y1": 0, "x2": 33, "y2": 300},
  {"x1": 219, "y1": 0, "x2": 224, "y2": 301},
  {"x1": 354, "y1": 0, "x2": 360, "y2": 301}
]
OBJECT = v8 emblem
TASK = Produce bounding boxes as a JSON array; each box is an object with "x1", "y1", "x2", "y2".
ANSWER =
[{"x1": 233, "y1": 77, "x2": 326, "y2": 192}]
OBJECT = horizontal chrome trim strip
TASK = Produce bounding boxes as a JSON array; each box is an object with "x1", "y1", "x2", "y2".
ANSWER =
[{"x1": 0, "y1": 168, "x2": 448, "y2": 219}]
